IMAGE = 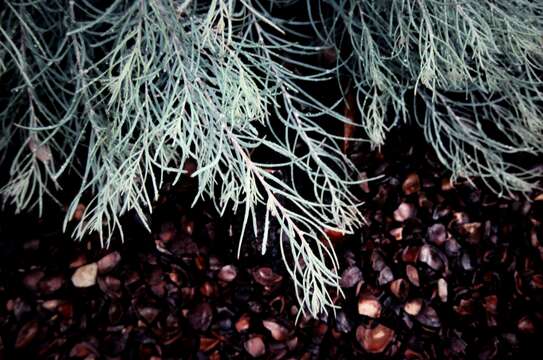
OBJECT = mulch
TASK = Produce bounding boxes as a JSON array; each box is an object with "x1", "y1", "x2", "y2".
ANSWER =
[{"x1": 0, "y1": 129, "x2": 542, "y2": 359}]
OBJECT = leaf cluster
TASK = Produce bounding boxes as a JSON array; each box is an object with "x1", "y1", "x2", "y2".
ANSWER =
[
  {"x1": 0, "y1": 0, "x2": 362, "y2": 317},
  {"x1": 317, "y1": 0, "x2": 543, "y2": 195}
]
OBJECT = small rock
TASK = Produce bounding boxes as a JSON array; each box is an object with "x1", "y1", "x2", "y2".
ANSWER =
[
  {"x1": 530, "y1": 274, "x2": 543, "y2": 289},
  {"x1": 402, "y1": 246, "x2": 420, "y2": 263},
  {"x1": 138, "y1": 307, "x2": 160, "y2": 323},
  {"x1": 390, "y1": 279, "x2": 409, "y2": 299},
  {"x1": 69, "y1": 254, "x2": 88, "y2": 268},
  {"x1": 72, "y1": 203, "x2": 86, "y2": 221},
  {"x1": 69, "y1": 342, "x2": 98, "y2": 358},
  {"x1": 378, "y1": 266, "x2": 394, "y2": 285},
  {"x1": 287, "y1": 337, "x2": 298, "y2": 351},
  {"x1": 159, "y1": 222, "x2": 176, "y2": 243},
  {"x1": 15, "y1": 320, "x2": 39, "y2": 349},
  {"x1": 262, "y1": 320, "x2": 288, "y2": 341},
  {"x1": 390, "y1": 227, "x2": 403, "y2": 241},
  {"x1": 218, "y1": 265, "x2": 237, "y2": 282},
  {"x1": 358, "y1": 294, "x2": 381, "y2": 318},
  {"x1": 39, "y1": 275, "x2": 65, "y2": 294},
  {"x1": 461, "y1": 253, "x2": 473, "y2": 271},
  {"x1": 517, "y1": 316, "x2": 535, "y2": 333},
  {"x1": 460, "y1": 222, "x2": 482, "y2": 244},
  {"x1": 200, "y1": 281, "x2": 217, "y2": 297},
  {"x1": 340, "y1": 266, "x2": 363, "y2": 288},
  {"x1": 394, "y1": 203, "x2": 416, "y2": 222},
  {"x1": 244, "y1": 336, "x2": 266, "y2": 358},
  {"x1": 437, "y1": 278, "x2": 448, "y2": 302},
  {"x1": 41, "y1": 299, "x2": 61, "y2": 311},
  {"x1": 406, "y1": 265, "x2": 420, "y2": 287},
  {"x1": 71, "y1": 263, "x2": 98, "y2": 288},
  {"x1": 252, "y1": 267, "x2": 282, "y2": 287},
  {"x1": 419, "y1": 245, "x2": 444, "y2": 271},
  {"x1": 416, "y1": 306, "x2": 441, "y2": 328},
  {"x1": 325, "y1": 228, "x2": 345, "y2": 242},
  {"x1": 404, "y1": 299, "x2": 423, "y2": 316},
  {"x1": 427, "y1": 224, "x2": 447, "y2": 246},
  {"x1": 23, "y1": 270, "x2": 45, "y2": 291},
  {"x1": 335, "y1": 311, "x2": 352, "y2": 333},
  {"x1": 483, "y1": 295, "x2": 498, "y2": 314},
  {"x1": 445, "y1": 238, "x2": 462, "y2": 256},
  {"x1": 441, "y1": 178, "x2": 454, "y2": 191},
  {"x1": 97, "y1": 275, "x2": 122, "y2": 299},
  {"x1": 188, "y1": 303, "x2": 213, "y2": 331},
  {"x1": 235, "y1": 314, "x2": 251, "y2": 332},
  {"x1": 356, "y1": 324, "x2": 395, "y2": 353},
  {"x1": 454, "y1": 298, "x2": 475, "y2": 316},
  {"x1": 269, "y1": 295, "x2": 286, "y2": 314},
  {"x1": 371, "y1": 251, "x2": 386, "y2": 271},
  {"x1": 97, "y1": 251, "x2": 121, "y2": 274},
  {"x1": 418, "y1": 192, "x2": 433, "y2": 209},
  {"x1": 200, "y1": 336, "x2": 220, "y2": 352},
  {"x1": 402, "y1": 173, "x2": 420, "y2": 195},
  {"x1": 58, "y1": 302, "x2": 73, "y2": 319}
]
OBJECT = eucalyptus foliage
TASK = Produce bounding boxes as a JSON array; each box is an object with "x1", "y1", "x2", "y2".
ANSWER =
[
  {"x1": 318, "y1": 0, "x2": 543, "y2": 196},
  {"x1": 1, "y1": 0, "x2": 542, "y2": 318},
  {"x1": 0, "y1": 0, "x2": 363, "y2": 318}
]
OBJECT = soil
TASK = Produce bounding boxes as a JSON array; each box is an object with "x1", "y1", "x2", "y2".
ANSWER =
[{"x1": 0, "y1": 128, "x2": 542, "y2": 359}]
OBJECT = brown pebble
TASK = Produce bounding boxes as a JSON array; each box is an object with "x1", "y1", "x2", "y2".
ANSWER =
[
  {"x1": 199, "y1": 336, "x2": 220, "y2": 352},
  {"x1": 402, "y1": 173, "x2": 420, "y2": 195},
  {"x1": 235, "y1": 314, "x2": 251, "y2": 333},
  {"x1": 390, "y1": 279, "x2": 409, "y2": 299},
  {"x1": 72, "y1": 203, "x2": 86, "y2": 221},
  {"x1": 518, "y1": 316, "x2": 535, "y2": 333},
  {"x1": 97, "y1": 251, "x2": 121, "y2": 274},
  {"x1": 200, "y1": 281, "x2": 216, "y2": 297},
  {"x1": 483, "y1": 295, "x2": 498, "y2": 314},
  {"x1": 406, "y1": 265, "x2": 420, "y2": 287},
  {"x1": 402, "y1": 246, "x2": 420, "y2": 263},
  {"x1": 340, "y1": 266, "x2": 363, "y2": 288},
  {"x1": 530, "y1": 274, "x2": 543, "y2": 289},
  {"x1": 262, "y1": 320, "x2": 288, "y2": 341},
  {"x1": 41, "y1": 299, "x2": 61, "y2": 311},
  {"x1": 39, "y1": 275, "x2": 65, "y2": 294},
  {"x1": 218, "y1": 265, "x2": 237, "y2": 282},
  {"x1": 378, "y1": 266, "x2": 394, "y2": 285},
  {"x1": 394, "y1": 203, "x2": 416, "y2": 222},
  {"x1": 244, "y1": 336, "x2": 266, "y2": 358},
  {"x1": 416, "y1": 306, "x2": 441, "y2": 328},
  {"x1": 419, "y1": 245, "x2": 444, "y2": 271},
  {"x1": 71, "y1": 263, "x2": 98, "y2": 288},
  {"x1": 15, "y1": 320, "x2": 39, "y2": 349},
  {"x1": 427, "y1": 224, "x2": 447, "y2": 246},
  {"x1": 358, "y1": 294, "x2": 381, "y2": 318},
  {"x1": 460, "y1": 222, "x2": 482, "y2": 244},
  {"x1": 441, "y1": 178, "x2": 454, "y2": 191},
  {"x1": 69, "y1": 342, "x2": 98, "y2": 358},
  {"x1": 138, "y1": 307, "x2": 160, "y2": 324},
  {"x1": 252, "y1": 267, "x2": 282, "y2": 287},
  {"x1": 188, "y1": 303, "x2": 213, "y2": 331},
  {"x1": 437, "y1": 278, "x2": 448, "y2": 302},
  {"x1": 390, "y1": 227, "x2": 403, "y2": 241},
  {"x1": 404, "y1": 299, "x2": 423, "y2": 316},
  {"x1": 23, "y1": 270, "x2": 45, "y2": 291},
  {"x1": 356, "y1": 324, "x2": 395, "y2": 353}
]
